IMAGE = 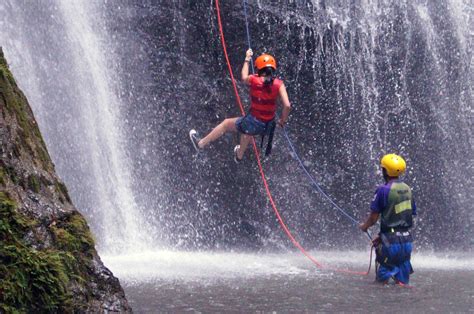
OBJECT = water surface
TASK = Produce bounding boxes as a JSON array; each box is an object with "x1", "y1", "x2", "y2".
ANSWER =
[{"x1": 104, "y1": 250, "x2": 474, "y2": 312}]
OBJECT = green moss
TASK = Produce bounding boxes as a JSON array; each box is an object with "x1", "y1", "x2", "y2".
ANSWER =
[
  {"x1": 0, "y1": 192, "x2": 29, "y2": 233},
  {"x1": 0, "y1": 49, "x2": 7, "y2": 68},
  {"x1": 55, "y1": 182, "x2": 72, "y2": 204},
  {"x1": 0, "y1": 168, "x2": 5, "y2": 186},
  {"x1": 0, "y1": 162, "x2": 15, "y2": 186},
  {"x1": 52, "y1": 212, "x2": 94, "y2": 254},
  {"x1": 0, "y1": 246, "x2": 73, "y2": 312},
  {"x1": 0, "y1": 194, "x2": 71, "y2": 311},
  {"x1": 27, "y1": 174, "x2": 41, "y2": 193},
  {"x1": 0, "y1": 193, "x2": 95, "y2": 312},
  {"x1": 0, "y1": 72, "x2": 29, "y2": 135},
  {"x1": 37, "y1": 146, "x2": 53, "y2": 170},
  {"x1": 0, "y1": 50, "x2": 16, "y2": 89},
  {"x1": 3, "y1": 164, "x2": 19, "y2": 184},
  {"x1": 0, "y1": 52, "x2": 53, "y2": 172}
]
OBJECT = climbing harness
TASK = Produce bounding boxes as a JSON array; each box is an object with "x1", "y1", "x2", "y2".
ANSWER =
[{"x1": 215, "y1": 0, "x2": 372, "y2": 275}]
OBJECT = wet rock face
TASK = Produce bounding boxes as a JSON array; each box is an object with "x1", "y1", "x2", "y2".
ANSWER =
[{"x1": 0, "y1": 48, "x2": 131, "y2": 312}]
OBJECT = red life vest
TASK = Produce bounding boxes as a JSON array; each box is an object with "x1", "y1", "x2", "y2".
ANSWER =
[{"x1": 249, "y1": 74, "x2": 283, "y2": 122}]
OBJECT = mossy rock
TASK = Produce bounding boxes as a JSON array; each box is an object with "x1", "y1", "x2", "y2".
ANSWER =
[
  {"x1": 0, "y1": 49, "x2": 53, "y2": 172},
  {"x1": 0, "y1": 49, "x2": 129, "y2": 311},
  {"x1": 27, "y1": 174, "x2": 41, "y2": 193},
  {"x1": 1, "y1": 164, "x2": 19, "y2": 185},
  {"x1": 0, "y1": 193, "x2": 90, "y2": 312},
  {"x1": 52, "y1": 212, "x2": 95, "y2": 255}
]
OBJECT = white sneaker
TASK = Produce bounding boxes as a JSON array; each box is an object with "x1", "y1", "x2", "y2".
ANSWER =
[
  {"x1": 189, "y1": 129, "x2": 201, "y2": 152},
  {"x1": 234, "y1": 145, "x2": 242, "y2": 163}
]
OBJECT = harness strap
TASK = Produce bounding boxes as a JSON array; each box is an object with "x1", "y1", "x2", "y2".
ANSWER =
[
  {"x1": 264, "y1": 120, "x2": 276, "y2": 156},
  {"x1": 259, "y1": 120, "x2": 276, "y2": 157}
]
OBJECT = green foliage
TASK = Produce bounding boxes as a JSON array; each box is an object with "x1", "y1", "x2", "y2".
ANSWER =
[
  {"x1": 27, "y1": 174, "x2": 41, "y2": 193},
  {"x1": 0, "y1": 163, "x2": 21, "y2": 186},
  {"x1": 0, "y1": 167, "x2": 5, "y2": 186},
  {"x1": 0, "y1": 246, "x2": 73, "y2": 312},
  {"x1": 0, "y1": 194, "x2": 70, "y2": 311},
  {"x1": 0, "y1": 193, "x2": 94, "y2": 312},
  {"x1": 52, "y1": 212, "x2": 94, "y2": 254},
  {"x1": 0, "y1": 192, "x2": 29, "y2": 234}
]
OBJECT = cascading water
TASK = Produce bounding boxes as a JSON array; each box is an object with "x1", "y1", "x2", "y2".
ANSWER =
[
  {"x1": 1, "y1": 0, "x2": 473, "y2": 311},
  {"x1": 98, "y1": 0, "x2": 472, "y2": 251},
  {"x1": 0, "y1": 1, "x2": 153, "y2": 254}
]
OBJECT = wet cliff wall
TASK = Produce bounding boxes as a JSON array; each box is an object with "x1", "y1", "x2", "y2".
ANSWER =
[{"x1": 0, "y1": 48, "x2": 131, "y2": 312}]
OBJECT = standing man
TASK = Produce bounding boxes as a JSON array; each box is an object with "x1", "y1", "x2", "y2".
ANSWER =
[
  {"x1": 189, "y1": 49, "x2": 291, "y2": 162},
  {"x1": 360, "y1": 154, "x2": 417, "y2": 285}
]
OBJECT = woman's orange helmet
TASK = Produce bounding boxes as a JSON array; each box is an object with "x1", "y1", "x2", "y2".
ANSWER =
[{"x1": 255, "y1": 54, "x2": 276, "y2": 70}]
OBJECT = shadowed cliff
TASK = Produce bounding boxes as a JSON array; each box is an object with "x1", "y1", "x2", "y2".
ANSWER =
[{"x1": 0, "y1": 48, "x2": 131, "y2": 312}]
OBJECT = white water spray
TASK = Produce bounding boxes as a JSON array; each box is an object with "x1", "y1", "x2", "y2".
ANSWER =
[
  {"x1": 56, "y1": 1, "x2": 153, "y2": 254},
  {"x1": 0, "y1": 1, "x2": 153, "y2": 254}
]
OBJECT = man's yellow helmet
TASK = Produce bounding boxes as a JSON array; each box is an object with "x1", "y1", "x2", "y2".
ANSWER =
[{"x1": 380, "y1": 154, "x2": 406, "y2": 177}]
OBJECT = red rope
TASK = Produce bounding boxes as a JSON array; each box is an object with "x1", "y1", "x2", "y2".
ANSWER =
[{"x1": 214, "y1": 0, "x2": 369, "y2": 276}]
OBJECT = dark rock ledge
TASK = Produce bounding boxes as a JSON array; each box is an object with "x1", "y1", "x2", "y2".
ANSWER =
[{"x1": 0, "y1": 47, "x2": 132, "y2": 313}]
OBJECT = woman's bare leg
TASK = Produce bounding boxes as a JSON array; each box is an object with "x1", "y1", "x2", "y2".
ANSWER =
[
  {"x1": 236, "y1": 134, "x2": 252, "y2": 160},
  {"x1": 198, "y1": 117, "x2": 239, "y2": 148}
]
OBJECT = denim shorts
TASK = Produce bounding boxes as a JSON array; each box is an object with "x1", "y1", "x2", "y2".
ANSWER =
[{"x1": 235, "y1": 114, "x2": 271, "y2": 136}]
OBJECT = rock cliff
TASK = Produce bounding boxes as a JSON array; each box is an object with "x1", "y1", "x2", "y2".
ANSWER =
[{"x1": 0, "y1": 48, "x2": 131, "y2": 312}]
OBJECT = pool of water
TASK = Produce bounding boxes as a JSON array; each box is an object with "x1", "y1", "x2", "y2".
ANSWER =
[{"x1": 103, "y1": 250, "x2": 474, "y2": 312}]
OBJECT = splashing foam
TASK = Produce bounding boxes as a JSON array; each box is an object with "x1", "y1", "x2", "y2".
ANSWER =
[{"x1": 102, "y1": 250, "x2": 473, "y2": 281}]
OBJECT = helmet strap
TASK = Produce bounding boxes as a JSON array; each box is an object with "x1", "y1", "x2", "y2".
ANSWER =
[
  {"x1": 263, "y1": 75, "x2": 274, "y2": 85},
  {"x1": 382, "y1": 168, "x2": 389, "y2": 182}
]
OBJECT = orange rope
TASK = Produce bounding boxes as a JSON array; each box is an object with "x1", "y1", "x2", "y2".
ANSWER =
[{"x1": 214, "y1": 0, "x2": 370, "y2": 275}]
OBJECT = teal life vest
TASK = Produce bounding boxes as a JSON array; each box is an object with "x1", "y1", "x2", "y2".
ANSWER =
[{"x1": 380, "y1": 181, "x2": 413, "y2": 233}]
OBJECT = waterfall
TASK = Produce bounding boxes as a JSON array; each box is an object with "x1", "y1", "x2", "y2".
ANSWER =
[
  {"x1": 99, "y1": 0, "x2": 472, "y2": 250},
  {"x1": 0, "y1": 1, "x2": 153, "y2": 254},
  {"x1": 0, "y1": 1, "x2": 472, "y2": 252}
]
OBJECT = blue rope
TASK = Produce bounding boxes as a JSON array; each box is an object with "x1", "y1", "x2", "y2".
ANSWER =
[
  {"x1": 283, "y1": 129, "x2": 359, "y2": 226},
  {"x1": 242, "y1": 0, "x2": 372, "y2": 241},
  {"x1": 243, "y1": 0, "x2": 255, "y2": 72}
]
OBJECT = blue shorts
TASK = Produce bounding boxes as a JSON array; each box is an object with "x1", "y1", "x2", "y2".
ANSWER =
[{"x1": 235, "y1": 114, "x2": 272, "y2": 136}]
